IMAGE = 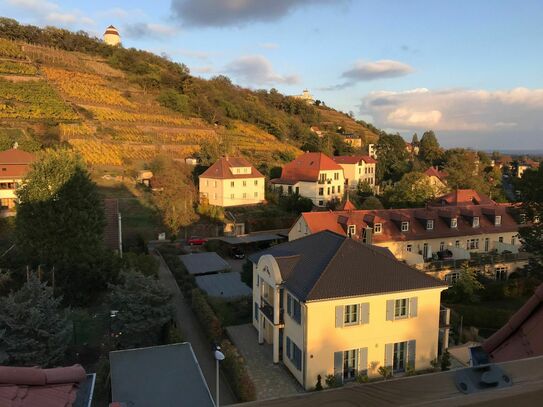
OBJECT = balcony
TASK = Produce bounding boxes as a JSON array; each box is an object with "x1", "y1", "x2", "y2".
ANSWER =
[
  {"x1": 423, "y1": 251, "x2": 531, "y2": 272},
  {"x1": 439, "y1": 305, "x2": 451, "y2": 328},
  {"x1": 260, "y1": 298, "x2": 284, "y2": 325}
]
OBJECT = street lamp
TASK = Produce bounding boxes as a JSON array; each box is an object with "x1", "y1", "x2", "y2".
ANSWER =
[{"x1": 213, "y1": 346, "x2": 225, "y2": 407}]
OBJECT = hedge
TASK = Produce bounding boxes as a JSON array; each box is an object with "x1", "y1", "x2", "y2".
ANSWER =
[
  {"x1": 191, "y1": 288, "x2": 223, "y2": 342},
  {"x1": 220, "y1": 339, "x2": 257, "y2": 402}
]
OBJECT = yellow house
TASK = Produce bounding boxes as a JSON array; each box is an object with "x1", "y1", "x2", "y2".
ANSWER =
[
  {"x1": 333, "y1": 155, "x2": 377, "y2": 190},
  {"x1": 424, "y1": 166, "x2": 448, "y2": 193},
  {"x1": 0, "y1": 148, "x2": 35, "y2": 214},
  {"x1": 250, "y1": 231, "x2": 448, "y2": 390},
  {"x1": 271, "y1": 152, "x2": 345, "y2": 207},
  {"x1": 198, "y1": 156, "x2": 265, "y2": 207}
]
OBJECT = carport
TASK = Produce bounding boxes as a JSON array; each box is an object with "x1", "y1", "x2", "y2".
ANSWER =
[{"x1": 179, "y1": 252, "x2": 230, "y2": 275}]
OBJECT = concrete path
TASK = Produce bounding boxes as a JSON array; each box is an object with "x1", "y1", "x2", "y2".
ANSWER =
[
  {"x1": 154, "y1": 251, "x2": 237, "y2": 406},
  {"x1": 226, "y1": 324, "x2": 304, "y2": 400}
]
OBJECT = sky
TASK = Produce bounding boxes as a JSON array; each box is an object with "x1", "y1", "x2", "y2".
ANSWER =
[{"x1": 1, "y1": 0, "x2": 543, "y2": 150}]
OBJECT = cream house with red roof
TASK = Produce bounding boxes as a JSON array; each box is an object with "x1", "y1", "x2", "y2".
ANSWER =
[
  {"x1": 289, "y1": 190, "x2": 529, "y2": 281},
  {"x1": 271, "y1": 152, "x2": 345, "y2": 207},
  {"x1": 0, "y1": 147, "x2": 35, "y2": 214},
  {"x1": 333, "y1": 155, "x2": 376, "y2": 190},
  {"x1": 424, "y1": 166, "x2": 448, "y2": 192},
  {"x1": 199, "y1": 156, "x2": 265, "y2": 207}
]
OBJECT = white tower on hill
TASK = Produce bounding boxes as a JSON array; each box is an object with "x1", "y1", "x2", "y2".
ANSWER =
[{"x1": 103, "y1": 25, "x2": 121, "y2": 46}]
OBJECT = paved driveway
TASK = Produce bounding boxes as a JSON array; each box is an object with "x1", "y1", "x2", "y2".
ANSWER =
[{"x1": 226, "y1": 324, "x2": 304, "y2": 401}]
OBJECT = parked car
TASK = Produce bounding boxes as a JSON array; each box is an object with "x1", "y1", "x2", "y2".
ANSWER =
[
  {"x1": 188, "y1": 236, "x2": 207, "y2": 245},
  {"x1": 230, "y1": 247, "x2": 245, "y2": 259}
]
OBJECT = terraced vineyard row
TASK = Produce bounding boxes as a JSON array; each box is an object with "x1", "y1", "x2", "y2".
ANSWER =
[
  {"x1": 43, "y1": 67, "x2": 134, "y2": 108},
  {"x1": 110, "y1": 126, "x2": 216, "y2": 144},
  {"x1": 23, "y1": 44, "x2": 87, "y2": 70},
  {"x1": 69, "y1": 138, "x2": 200, "y2": 165},
  {"x1": 0, "y1": 39, "x2": 26, "y2": 59},
  {"x1": 59, "y1": 123, "x2": 95, "y2": 139},
  {"x1": 85, "y1": 105, "x2": 194, "y2": 126},
  {"x1": 0, "y1": 61, "x2": 38, "y2": 75},
  {"x1": 0, "y1": 78, "x2": 78, "y2": 120}
]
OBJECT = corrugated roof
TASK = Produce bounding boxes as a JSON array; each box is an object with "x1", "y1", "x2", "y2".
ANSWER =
[
  {"x1": 250, "y1": 231, "x2": 446, "y2": 301},
  {"x1": 200, "y1": 156, "x2": 264, "y2": 180},
  {"x1": 272, "y1": 152, "x2": 342, "y2": 184}
]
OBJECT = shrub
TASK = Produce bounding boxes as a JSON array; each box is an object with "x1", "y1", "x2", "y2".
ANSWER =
[
  {"x1": 405, "y1": 364, "x2": 416, "y2": 376},
  {"x1": 162, "y1": 320, "x2": 183, "y2": 344},
  {"x1": 441, "y1": 350, "x2": 451, "y2": 371},
  {"x1": 191, "y1": 289, "x2": 223, "y2": 342},
  {"x1": 325, "y1": 374, "x2": 342, "y2": 388},
  {"x1": 377, "y1": 366, "x2": 392, "y2": 380},
  {"x1": 220, "y1": 339, "x2": 256, "y2": 402},
  {"x1": 355, "y1": 373, "x2": 369, "y2": 383}
]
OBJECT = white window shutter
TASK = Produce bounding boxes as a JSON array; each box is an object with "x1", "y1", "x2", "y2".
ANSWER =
[
  {"x1": 335, "y1": 305, "x2": 344, "y2": 328},
  {"x1": 408, "y1": 340, "x2": 416, "y2": 368},
  {"x1": 386, "y1": 300, "x2": 394, "y2": 321},
  {"x1": 358, "y1": 347, "x2": 368, "y2": 374},
  {"x1": 334, "y1": 351, "x2": 343, "y2": 381},
  {"x1": 384, "y1": 343, "x2": 394, "y2": 367},
  {"x1": 409, "y1": 297, "x2": 418, "y2": 317},
  {"x1": 360, "y1": 303, "x2": 370, "y2": 324}
]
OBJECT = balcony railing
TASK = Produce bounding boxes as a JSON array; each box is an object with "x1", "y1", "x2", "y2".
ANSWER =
[
  {"x1": 260, "y1": 298, "x2": 284, "y2": 325},
  {"x1": 439, "y1": 305, "x2": 450, "y2": 328},
  {"x1": 423, "y1": 251, "x2": 531, "y2": 272}
]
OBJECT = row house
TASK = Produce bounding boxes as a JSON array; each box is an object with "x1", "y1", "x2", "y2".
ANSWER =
[
  {"x1": 289, "y1": 190, "x2": 529, "y2": 281},
  {"x1": 0, "y1": 147, "x2": 35, "y2": 215},
  {"x1": 250, "y1": 231, "x2": 449, "y2": 390},
  {"x1": 271, "y1": 152, "x2": 345, "y2": 207},
  {"x1": 198, "y1": 156, "x2": 265, "y2": 207},
  {"x1": 332, "y1": 155, "x2": 377, "y2": 190}
]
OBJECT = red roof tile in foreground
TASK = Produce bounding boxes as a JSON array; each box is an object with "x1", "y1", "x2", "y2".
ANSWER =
[
  {"x1": 333, "y1": 155, "x2": 377, "y2": 165},
  {"x1": 0, "y1": 148, "x2": 35, "y2": 180},
  {"x1": 0, "y1": 365, "x2": 86, "y2": 407},
  {"x1": 200, "y1": 156, "x2": 264, "y2": 180},
  {"x1": 430, "y1": 189, "x2": 494, "y2": 207},
  {"x1": 272, "y1": 152, "x2": 342, "y2": 184},
  {"x1": 424, "y1": 166, "x2": 448, "y2": 181},
  {"x1": 482, "y1": 284, "x2": 543, "y2": 363}
]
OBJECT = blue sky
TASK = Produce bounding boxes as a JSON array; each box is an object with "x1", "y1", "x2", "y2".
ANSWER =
[{"x1": 2, "y1": 0, "x2": 542, "y2": 150}]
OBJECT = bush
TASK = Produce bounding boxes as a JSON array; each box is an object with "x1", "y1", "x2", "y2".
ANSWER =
[
  {"x1": 315, "y1": 374, "x2": 323, "y2": 390},
  {"x1": 191, "y1": 289, "x2": 223, "y2": 342},
  {"x1": 122, "y1": 252, "x2": 159, "y2": 277},
  {"x1": 162, "y1": 320, "x2": 183, "y2": 344},
  {"x1": 241, "y1": 260, "x2": 253, "y2": 287},
  {"x1": 159, "y1": 250, "x2": 196, "y2": 298},
  {"x1": 377, "y1": 366, "x2": 392, "y2": 380},
  {"x1": 220, "y1": 339, "x2": 257, "y2": 402},
  {"x1": 325, "y1": 374, "x2": 342, "y2": 388},
  {"x1": 355, "y1": 373, "x2": 369, "y2": 383}
]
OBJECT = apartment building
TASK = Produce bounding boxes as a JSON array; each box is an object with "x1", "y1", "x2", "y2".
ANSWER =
[
  {"x1": 0, "y1": 147, "x2": 35, "y2": 214},
  {"x1": 271, "y1": 152, "x2": 345, "y2": 207},
  {"x1": 333, "y1": 155, "x2": 376, "y2": 190},
  {"x1": 250, "y1": 231, "x2": 448, "y2": 390},
  {"x1": 198, "y1": 156, "x2": 265, "y2": 207},
  {"x1": 289, "y1": 190, "x2": 528, "y2": 281}
]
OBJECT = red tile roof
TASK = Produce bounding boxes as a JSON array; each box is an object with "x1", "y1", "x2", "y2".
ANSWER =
[
  {"x1": 429, "y1": 189, "x2": 494, "y2": 207},
  {"x1": 333, "y1": 155, "x2": 377, "y2": 165},
  {"x1": 341, "y1": 198, "x2": 356, "y2": 211},
  {"x1": 272, "y1": 152, "x2": 342, "y2": 184},
  {"x1": 298, "y1": 191, "x2": 519, "y2": 243},
  {"x1": 0, "y1": 149, "x2": 35, "y2": 180},
  {"x1": 424, "y1": 166, "x2": 448, "y2": 181},
  {"x1": 199, "y1": 156, "x2": 264, "y2": 180},
  {"x1": 482, "y1": 284, "x2": 543, "y2": 363},
  {"x1": 0, "y1": 365, "x2": 86, "y2": 407}
]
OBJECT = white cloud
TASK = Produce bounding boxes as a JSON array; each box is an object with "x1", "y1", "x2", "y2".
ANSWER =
[
  {"x1": 124, "y1": 22, "x2": 178, "y2": 39},
  {"x1": 6, "y1": 0, "x2": 95, "y2": 27},
  {"x1": 225, "y1": 55, "x2": 299, "y2": 86},
  {"x1": 342, "y1": 59, "x2": 414, "y2": 82}
]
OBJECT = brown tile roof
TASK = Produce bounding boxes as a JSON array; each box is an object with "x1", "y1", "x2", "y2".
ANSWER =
[
  {"x1": 0, "y1": 149, "x2": 35, "y2": 180},
  {"x1": 104, "y1": 199, "x2": 120, "y2": 251},
  {"x1": 340, "y1": 198, "x2": 356, "y2": 211},
  {"x1": 430, "y1": 189, "x2": 494, "y2": 207},
  {"x1": 272, "y1": 152, "x2": 342, "y2": 184},
  {"x1": 333, "y1": 155, "x2": 377, "y2": 165},
  {"x1": 250, "y1": 231, "x2": 446, "y2": 301},
  {"x1": 300, "y1": 201, "x2": 518, "y2": 243},
  {"x1": 199, "y1": 156, "x2": 264, "y2": 180},
  {"x1": 424, "y1": 166, "x2": 448, "y2": 181},
  {"x1": 0, "y1": 365, "x2": 86, "y2": 407},
  {"x1": 482, "y1": 283, "x2": 543, "y2": 363}
]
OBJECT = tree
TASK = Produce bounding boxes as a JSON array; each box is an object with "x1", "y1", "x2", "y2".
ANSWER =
[
  {"x1": 109, "y1": 272, "x2": 174, "y2": 349},
  {"x1": 411, "y1": 133, "x2": 419, "y2": 147},
  {"x1": 376, "y1": 133, "x2": 409, "y2": 181},
  {"x1": 361, "y1": 196, "x2": 384, "y2": 210},
  {"x1": 151, "y1": 157, "x2": 198, "y2": 237},
  {"x1": 446, "y1": 264, "x2": 484, "y2": 303},
  {"x1": 418, "y1": 131, "x2": 442, "y2": 165},
  {"x1": 0, "y1": 274, "x2": 70, "y2": 367},
  {"x1": 443, "y1": 149, "x2": 486, "y2": 192},
  {"x1": 386, "y1": 172, "x2": 441, "y2": 207}
]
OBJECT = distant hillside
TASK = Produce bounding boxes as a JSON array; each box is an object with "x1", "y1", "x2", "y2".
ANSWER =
[{"x1": 0, "y1": 17, "x2": 381, "y2": 172}]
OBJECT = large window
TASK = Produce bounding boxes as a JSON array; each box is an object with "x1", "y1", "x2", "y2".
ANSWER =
[
  {"x1": 344, "y1": 304, "x2": 359, "y2": 325},
  {"x1": 426, "y1": 220, "x2": 434, "y2": 230},
  {"x1": 495, "y1": 215, "x2": 502, "y2": 226},
  {"x1": 450, "y1": 218, "x2": 458, "y2": 228},
  {"x1": 348, "y1": 225, "x2": 356, "y2": 237},
  {"x1": 287, "y1": 293, "x2": 301, "y2": 324},
  {"x1": 318, "y1": 188, "x2": 324, "y2": 196},
  {"x1": 286, "y1": 337, "x2": 302, "y2": 371},
  {"x1": 473, "y1": 216, "x2": 480, "y2": 228},
  {"x1": 393, "y1": 342, "x2": 408, "y2": 373},
  {"x1": 394, "y1": 299, "x2": 408, "y2": 319},
  {"x1": 401, "y1": 222, "x2": 409, "y2": 232},
  {"x1": 495, "y1": 266, "x2": 508, "y2": 281},
  {"x1": 467, "y1": 239, "x2": 479, "y2": 250},
  {"x1": 343, "y1": 349, "x2": 357, "y2": 380}
]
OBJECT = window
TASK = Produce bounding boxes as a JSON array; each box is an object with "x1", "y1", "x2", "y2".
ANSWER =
[
  {"x1": 230, "y1": 181, "x2": 235, "y2": 187},
  {"x1": 426, "y1": 220, "x2": 434, "y2": 230},
  {"x1": 338, "y1": 185, "x2": 341, "y2": 194},
  {"x1": 348, "y1": 225, "x2": 356, "y2": 237},
  {"x1": 394, "y1": 299, "x2": 408, "y2": 319},
  {"x1": 499, "y1": 236, "x2": 504, "y2": 243},
  {"x1": 393, "y1": 342, "x2": 408, "y2": 373},
  {"x1": 287, "y1": 293, "x2": 301, "y2": 324},
  {"x1": 236, "y1": 168, "x2": 240, "y2": 174},
  {"x1": 451, "y1": 218, "x2": 458, "y2": 229},
  {"x1": 319, "y1": 174, "x2": 326, "y2": 183},
  {"x1": 511, "y1": 236, "x2": 516, "y2": 245},
  {"x1": 230, "y1": 193, "x2": 234, "y2": 199},
  {"x1": 495, "y1": 266, "x2": 508, "y2": 281},
  {"x1": 332, "y1": 186, "x2": 335, "y2": 194},
  {"x1": 295, "y1": 186, "x2": 299, "y2": 194},
  {"x1": 467, "y1": 239, "x2": 479, "y2": 250},
  {"x1": 254, "y1": 302, "x2": 259, "y2": 321},
  {"x1": 327, "y1": 187, "x2": 330, "y2": 195},
  {"x1": 473, "y1": 216, "x2": 480, "y2": 228},
  {"x1": 423, "y1": 243, "x2": 429, "y2": 259},
  {"x1": 401, "y1": 221, "x2": 409, "y2": 232},
  {"x1": 288, "y1": 186, "x2": 293, "y2": 195},
  {"x1": 484, "y1": 238, "x2": 490, "y2": 252},
  {"x1": 334, "y1": 172, "x2": 339, "y2": 180},
  {"x1": 374, "y1": 223, "x2": 382, "y2": 234},
  {"x1": 344, "y1": 304, "x2": 359, "y2": 325},
  {"x1": 286, "y1": 337, "x2": 302, "y2": 371},
  {"x1": 343, "y1": 349, "x2": 357, "y2": 380},
  {"x1": 318, "y1": 187, "x2": 324, "y2": 196},
  {"x1": 318, "y1": 200, "x2": 324, "y2": 206},
  {"x1": 455, "y1": 240, "x2": 460, "y2": 248},
  {"x1": 254, "y1": 180, "x2": 258, "y2": 186},
  {"x1": 495, "y1": 215, "x2": 502, "y2": 226},
  {"x1": 439, "y1": 242, "x2": 445, "y2": 252},
  {"x1": 406, "y1": 244, "x2": 412, "y2": 252},
  {"x1": 214, "y1": 181, "x2": 217, "y2": 187},
  {"x1": 254, "y1": 191, "x2": 258, "y2": 198},
  {"x1": 445, "y1": 272, "x2": 460, "y2": 283},
  {"x1": 243, "y1": 181, "x2": 247, "y2": 187}
]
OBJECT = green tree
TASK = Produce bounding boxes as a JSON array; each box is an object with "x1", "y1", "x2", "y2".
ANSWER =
[
  {"x1": 361, "y1": 196, "x2": 384, "y2": 209},
  {"x1": 443, "y1": 149, "x2": 486, "y2": 191},
  {"x1": 376, "y1": 133, "x2": 409, "y2": 181},
  {"x1": 386, "y1": 172, "x2": 440, "y2": 207},
  {"x1": 446, "y1": 264, "x2": 484, "y2": 303},
  {"x1": 109, "y1": 272, "x2": 174, "y2": 349},
  {"x1": 418, "y1": 130, "x2": 442, "y2": 165},
  {"x1": 0, "y1": 274, "x2": 70, "y2": 367},
  {"x1": 411, "y1": 133, "x2": 419, "y2": 147}
]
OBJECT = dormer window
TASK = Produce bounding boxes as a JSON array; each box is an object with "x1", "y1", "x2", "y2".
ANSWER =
[
  {"x1": 374, "y1": 223, "x2": 382, "y2": 234},
  {"x1": 401, "y1": 221, "x2": 409, "y2": 232},
  {"x1": 348, "y1": 225, "x2": 356, "y2": 237},
  {"x1": 426, "y1": 220, "x2": 434, "y2": 230},
  {"x1": 473, "y1": 216, "x2": 480, "y2": 228},
  {"x1": 494, "y1": 215, "x2": 502, "y2": 226},
  {"x1": 451, "y1": 218, "x2": 458, "y2": 229}
]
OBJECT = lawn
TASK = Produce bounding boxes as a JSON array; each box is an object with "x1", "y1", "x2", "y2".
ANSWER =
[{"x1": 208, "y1": 297, "x2": 252, "y2": 327}]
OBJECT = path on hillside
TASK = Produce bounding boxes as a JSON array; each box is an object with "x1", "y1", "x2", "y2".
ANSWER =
[{"x1": 153, "y1": 251, "x2": 236, "y2": 406}]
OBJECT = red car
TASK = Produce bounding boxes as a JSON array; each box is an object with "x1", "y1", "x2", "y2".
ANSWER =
[{"x1": 188, "y1": 236, "x2": 208, "y2": 245}]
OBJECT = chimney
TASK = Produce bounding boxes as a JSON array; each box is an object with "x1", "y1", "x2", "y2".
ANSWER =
[{"x1": 364, "y1": 226, "x2": 373, "y2": 245}]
